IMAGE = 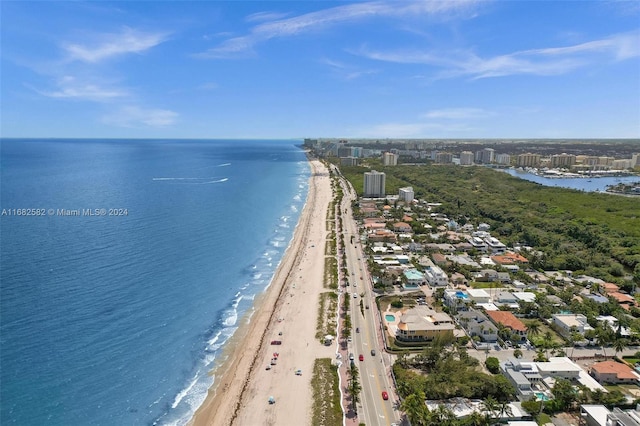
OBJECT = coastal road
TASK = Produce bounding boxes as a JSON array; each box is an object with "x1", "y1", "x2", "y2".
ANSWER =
[{"x1": 339, "y1": 177, "x2": 399, "y2": 426}]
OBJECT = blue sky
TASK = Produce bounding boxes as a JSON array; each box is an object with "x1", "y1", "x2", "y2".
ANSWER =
[{"x1": 2, "y1": 1, "x2": 639, "y2": 139}]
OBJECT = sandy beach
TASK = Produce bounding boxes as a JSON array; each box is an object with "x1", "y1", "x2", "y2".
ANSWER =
[{"x1": 191, "y1": 157, "x2": 335, "y2": 426}]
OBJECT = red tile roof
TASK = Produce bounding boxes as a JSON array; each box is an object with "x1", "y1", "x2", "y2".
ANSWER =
[
  {"x1": 486, "y1": 311, "x2": 527, "y2": 332},
  {"x1": 591, "y1": 360, "x2": 639, "y2": 380}
]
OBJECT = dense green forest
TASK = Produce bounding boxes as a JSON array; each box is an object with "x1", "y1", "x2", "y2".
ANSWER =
[{"x1": 336, "y1": 162, "x2": 640, "y2": 286}]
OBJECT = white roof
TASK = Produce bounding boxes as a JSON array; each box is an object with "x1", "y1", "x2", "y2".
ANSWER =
[
  {"x1": 536, "y1": 357, "x2": 582, "y2": 373},
  {"x1": 477, "y1": 302, "x2": 499, "y2": 311},
  {"x1": 512, "y1": 292, "x2": 536, "y2": 303},
  {"x1": 468, "y1": 288, "x2": 490, "y2": 298},
  {"x1": 581, "y1": 405, "x2": 611, "y2": 426}
]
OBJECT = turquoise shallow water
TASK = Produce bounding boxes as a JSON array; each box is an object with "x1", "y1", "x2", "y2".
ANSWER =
[{"x1": 0, "y1": 139, "x2": 309, "y2": 425}]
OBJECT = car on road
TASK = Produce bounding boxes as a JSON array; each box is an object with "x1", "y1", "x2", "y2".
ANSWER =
[
  {"x1": 359, "y1": 354, "x2": 364, "y2": 361},
  {"x1": 371, "y1": 349, "x2": 376, "y2": 356},
  {"x1": 352, "y1": 293, "x2": 357, "y2": 298},
  {"x1": 382, "y1": 391, "x2": 389, "y2": 400},
  {"x1": 270, "y1": 340, "x2": 282, "y2": 345},
  {"x1": 356, "y1": 327, "x2": 359, "y2": 333},
  {"x1": 349, "y1": 353, "x2": 354, "y2": 361}
]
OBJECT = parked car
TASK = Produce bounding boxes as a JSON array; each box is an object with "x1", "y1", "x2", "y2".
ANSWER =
[
  {"x1": 382, "y1": 391, "x2": 389, "y2": 400},
  {"x1": 270, "y1": 340, "x2": 282, "y2": 345},
  {"x1": 371, "y1": 349, "x2": 376, "y2": 356},
  {"x1": 349, "y1": 353, "x2": 354, "y2": 361},
  {"x1": 359, "y1": 354, "x2": 364, "y2": 361},
  {"x1": 356, "y1": 327, "x2": 359, "y2": 333}
]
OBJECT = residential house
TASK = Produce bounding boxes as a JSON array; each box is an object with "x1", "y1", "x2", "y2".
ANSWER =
[
  {"x1": 451, "y1": 272, "x2": 468, "y2": 287},
  {"x1": 596, "y1": 315, "x2": 631, "y2": 337},
  {"x1": 424, "y1": 265, "x2": 448, "y2": 287},
  {"x1": 467, "y1": 288, "x2": 491, "y2": 304},
  {"x1": 457, "y1": 309, "x2": 498, "y2": 342},
  {"x1": 475, "y1": 269, "x2": 499, "y2": 282},
  {"x1": 590, "y1": 360, "x2": 640, "y2": 385},
  {"x1": 395, "y1": 306, "x2": 455, "y2": 342},
  {"x1": 393, "y1": 222, "x2": 412, "y2": 233},
  {"x1": 485, "y1": 237, "x2": 507, "y2": 254},
  {"x1": 403, "y1": 269, "x2": 426, "y2": 287},
  {"x1": 487, "y1": 311, "x2": 528, "y2": 342},
  {"x1": 552, "y1": 314, "x2": 594, "y2": 338},
  {"x1": 431, "y1": 253, "x2": 448, "y2": 266},
  {"x1": 444, "y1": 290, "x2": 472, "y2": 313}
]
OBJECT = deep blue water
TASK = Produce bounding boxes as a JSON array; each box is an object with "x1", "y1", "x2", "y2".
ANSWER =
[
  {"x1": 503, "y1": 168, "x2": 640, "y2": 192},
  {"x1": 0, "y1": 139, "x2": 309, "y2": 425}
]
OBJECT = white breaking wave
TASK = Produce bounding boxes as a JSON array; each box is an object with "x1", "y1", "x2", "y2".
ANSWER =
[{"x1": 216, "y1": 163, "x2": 231, "y2": 167}]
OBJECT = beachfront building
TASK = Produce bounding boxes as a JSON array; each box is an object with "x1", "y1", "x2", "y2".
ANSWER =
[
  {"x1": 552, "y1": 314, "x2": 594, "y2": 338},
  {"x1": 550, "y1": 153, "x2": 577, "y2": 169},
  {"x1": 398, "y1": 186, "x2": 414, "y2": 203},
  {"x1": 476, "y1": 148, "x2": 495, "y2": 164},
  {"x1": 363, "y1": 170, "x2": 386, "y2": 197},
  {"x1": 395, "y1": 306, "x2": 455, "y2": 342},
  {"x1": 589, "y1": 361, "x2": 640, "y2": 385}
]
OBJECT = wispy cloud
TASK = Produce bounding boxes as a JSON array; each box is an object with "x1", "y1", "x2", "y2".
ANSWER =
[
  {"x1": 319, "y1": 57, "x2": 378, "y2": 80},
  {"x1": 358, "y1": 31, "x2": 640, "y2": 79},
  {"x1": 102, "y1": 106, "x2": 178, "y2": 127},
  {"x1": 63, "y1": 27, "x2": 169, "y2": 63},
  {"x1": 245, "y1": 11, "x2": 290, "y2": 23},
  {"x1": 31, "y1": 76, "x2": 128, "y2": 101},
  {"x1": 197, "y1": 0, "x2": 481, "y2": 59}
]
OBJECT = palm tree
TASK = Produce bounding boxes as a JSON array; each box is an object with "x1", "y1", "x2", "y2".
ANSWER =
[
  {"x1": 613, "y1": 338, "x2": 629, "y2": 358},
  {"x1": 498, "y1": 400, "x2": 513, "y2": 419},
  {"x1": 526, "y1": 321, "x2": 542, "y2": 340},
  {"x1": 481, "y1": 396, "x2": 500, "y2": 422},
  {"x1": 400, "y1": 391, "x2": 428, "y2": 426}
]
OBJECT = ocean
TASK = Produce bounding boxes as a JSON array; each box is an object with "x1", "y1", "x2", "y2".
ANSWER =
[{"x1": 0, "y1": 139, "x2": 309, "y2": 425}]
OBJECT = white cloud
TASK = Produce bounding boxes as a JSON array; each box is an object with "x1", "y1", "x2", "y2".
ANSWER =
[
  {"x1": 102, "y1": 106, "x2": 178, "y2": 127},
  {"x1": 198, "y1": 0, "x2": 481, "y2": 58},
  {"x1": 245, "y1": 11, "x2": 290, "y2": 23},
  {"x1": 358, "y1": 31, "x2": 640, "y2": 79},
  {"x1": 64, "y1": 27, "x2": 169, "y2": 63},
  {"x1": 32, "y1": 76, "x2": 128, "y2": 101}
]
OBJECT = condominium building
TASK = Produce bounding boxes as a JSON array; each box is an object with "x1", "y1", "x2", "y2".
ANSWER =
[
  {"x1": 475, "y1": 148, "x2": 495, "y2": 164},
  {"x1": 517, "y1": 153, "x2": 541, "y2": 167},
  {"x1": 398, "y1": 186, "x2": 414, "y2": 203},
  {"x1": 435, "y1": 152, "x2": 453, "y2": 164},
  {"x1": 382, "y1": 152, "x2": 399, "y2": 166},
  {"x1": 495, "y1": 153, "x2": 511, "y2": 165},
  {"x1": 550, "y1": 153, "x2": 576, "y2": 168},
  {"x1": 459, "y1": 151, "x2": 474, "y2": 165},
  {"x1": 363, "y1": 170, "x2": 386, "y2": 197}
]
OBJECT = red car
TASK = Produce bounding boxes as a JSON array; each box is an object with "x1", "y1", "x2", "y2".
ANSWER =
[
  {"x1": 381, "y1": 391, "x2": 389, "y2": 400},
  {"x1": 359, "y1": 354, "x2": 364, "y2": 361}
]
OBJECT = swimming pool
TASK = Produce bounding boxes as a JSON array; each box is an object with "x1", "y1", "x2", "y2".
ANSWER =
[
  {"x1": 535, "y1": 392, "x2": 550, "y2": 401},
  {"x1": 455, "y1": 291, "x2": 469, "y2": 299},
  {"x1": 385, "y1": 314, "x2": 395, "y2": 322}
]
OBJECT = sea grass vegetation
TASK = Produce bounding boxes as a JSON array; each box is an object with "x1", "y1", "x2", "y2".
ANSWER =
[{"x1": 338, "y1": 163, "x2": 640, "y2": 287}]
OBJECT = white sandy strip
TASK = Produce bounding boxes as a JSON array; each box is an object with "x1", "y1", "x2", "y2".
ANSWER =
[{"x1": 191, "y1": 159, "x2": 335, "y2": 426}]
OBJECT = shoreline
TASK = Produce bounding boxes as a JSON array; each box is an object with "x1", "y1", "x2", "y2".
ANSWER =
[{"x1": 190, "y1": 156, "x2": 332, "y2": 425}]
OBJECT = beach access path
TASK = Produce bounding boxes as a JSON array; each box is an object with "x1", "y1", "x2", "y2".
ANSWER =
[{"x1": 191, "y1": 158, "x2": 335, "y2": 426}]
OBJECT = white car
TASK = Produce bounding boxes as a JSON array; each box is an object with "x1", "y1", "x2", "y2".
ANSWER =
[{"x1": 353, "y1": 293, "x2": 357, "y2": 298}]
